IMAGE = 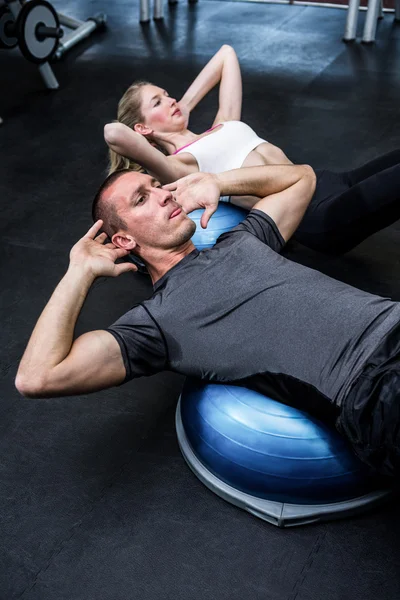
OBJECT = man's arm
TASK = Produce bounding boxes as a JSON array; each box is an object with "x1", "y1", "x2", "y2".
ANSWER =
[
  {"x1": 15, "y1": 222, "x2": 137, "y2": 399},
  {"x1": 178, "y1": 45, "x2": 242, "y2": 124},
  {"x1": 164, "y1": 164, "x2": 316, "y2": 239}
]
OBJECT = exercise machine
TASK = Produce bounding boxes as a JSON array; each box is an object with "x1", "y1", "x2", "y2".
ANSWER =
[
  {"x1": 344, "y1": 0, "x2": 400, "y2": 43},
  {"x1": 139, "y1": 0, "x2": 197, "y2": 23},
  {"x1": 0, "y1": 0, "x2": 106, "y2": 90}
]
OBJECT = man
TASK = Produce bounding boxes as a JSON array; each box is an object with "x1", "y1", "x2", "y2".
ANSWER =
[{"x1": 16, "y1": 164, "x2": 400, "y2": 477}]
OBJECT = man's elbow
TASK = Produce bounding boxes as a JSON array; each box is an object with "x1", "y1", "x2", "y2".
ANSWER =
[
  {"x1": 15, "y1": 371, "x2": 49, "y2": 399},
  {"x1": 301, "y1": 165, "x2": 317, "y2": 192}
]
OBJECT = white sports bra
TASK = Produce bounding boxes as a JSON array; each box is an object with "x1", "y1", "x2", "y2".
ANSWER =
[{"x1": 173, "y1": 121, "x2": 267, "y2": 173}]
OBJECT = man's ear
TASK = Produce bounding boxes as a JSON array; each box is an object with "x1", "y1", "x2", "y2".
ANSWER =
[
  {"x1": 134, "y1": 123, "x2": 153, "y2": 137},
  {"x1": 112, "y1": 232, "x2": 137, "y2": 252}
]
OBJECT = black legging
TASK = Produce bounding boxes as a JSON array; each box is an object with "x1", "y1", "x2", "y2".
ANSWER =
[{"x1": 294, "y1": 150, "x2": 400, "y2": 255}]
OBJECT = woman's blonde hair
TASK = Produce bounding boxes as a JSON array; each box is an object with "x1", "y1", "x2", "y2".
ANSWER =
[{"x1": 108, "y1": 80, "x2": 155, "y2": 175}]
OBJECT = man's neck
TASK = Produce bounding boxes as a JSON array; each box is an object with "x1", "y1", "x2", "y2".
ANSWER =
[{"x1": 144, "y1": 241, "x2": 196, "y2": 285}]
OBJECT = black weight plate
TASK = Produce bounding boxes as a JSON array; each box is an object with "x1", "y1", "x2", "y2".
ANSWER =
[
  {"x1": 0, "y1": 6, "x2": 18, "y2": 49},
  {"x1": 17, "y1": 0, "x2": 60, "y2": 64}
]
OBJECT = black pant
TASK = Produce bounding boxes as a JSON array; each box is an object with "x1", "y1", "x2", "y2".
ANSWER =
[
  {"x1": 294, "y1": 150, "x2": 400, "y2": 255},
  {"x1": 337, "y1": 322, "x2": 400, "y2": 477}
]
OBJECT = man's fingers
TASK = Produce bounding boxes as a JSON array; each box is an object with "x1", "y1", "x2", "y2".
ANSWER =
[
  {"x1": 94, "y1": 232, "x2": 108, "y2": 243},
  {"x1": 200, "y1": 204, "x2": 217, "y2": 229},
  {"x1": 114, "y1": 262, "x2": 138, "y2": 276},
  {"x1": 112, "y1": 247, "x2": 131, "y2": 259},
  {"x1": 85, "y1": 220, "x2": 103, "y2": 239}
]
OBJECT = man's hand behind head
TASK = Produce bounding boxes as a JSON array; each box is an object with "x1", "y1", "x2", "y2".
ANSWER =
[
  {"x1": 163, "y1": 172, "x2": 220, "y2": 229},
  {"x1": 69, "y1": 220, "x2": 138, "y2": 280}
]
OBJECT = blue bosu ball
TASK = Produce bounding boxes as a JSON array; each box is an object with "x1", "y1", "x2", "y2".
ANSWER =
[
  {"x1": 190, "y1": 203, "x2": 248, "y2": 250},
  {"x1": 176, "y1": 380, "x2": 391, "y2": 527}
]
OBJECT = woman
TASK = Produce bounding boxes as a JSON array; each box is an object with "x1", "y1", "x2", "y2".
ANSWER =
[{"x1": 104, "y1": 45, "x2": 400, "y2": 255}]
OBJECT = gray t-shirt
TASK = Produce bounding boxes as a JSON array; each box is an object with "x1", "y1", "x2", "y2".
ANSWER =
[{"x1": 107, "y1": 210, "x2": 400, "y2": 409}]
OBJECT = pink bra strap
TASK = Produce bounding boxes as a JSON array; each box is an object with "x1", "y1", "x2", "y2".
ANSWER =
[{"x1": 173, "y1": 124, "x2": 221, "y2": 155}]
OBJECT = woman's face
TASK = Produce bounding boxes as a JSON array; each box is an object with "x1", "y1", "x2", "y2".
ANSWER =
[{"x1": 137, "y1": 84, "x2": 186, "y2": 133}]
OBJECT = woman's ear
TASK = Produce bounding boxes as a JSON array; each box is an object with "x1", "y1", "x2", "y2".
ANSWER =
[{"x1": 134, "y1": 123, "x2": 153, "y2": 137}]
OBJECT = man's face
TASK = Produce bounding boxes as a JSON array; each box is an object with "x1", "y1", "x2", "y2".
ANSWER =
[{"x1": 108, "y1": 172, "x2": 196, "y2": 253}]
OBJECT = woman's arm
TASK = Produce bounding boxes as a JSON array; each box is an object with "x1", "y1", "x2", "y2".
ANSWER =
[
  {"x1": 178, "y1": 45, "x2": 242, "y2": 125},
  {"x1": 104, "y1": 123, "x2": 195, "y2": 184}
]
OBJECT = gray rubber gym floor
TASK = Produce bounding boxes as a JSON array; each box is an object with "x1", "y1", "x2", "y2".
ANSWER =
[{"x1": 1, "y1": 0, "x2": 400, "y2": 598}]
